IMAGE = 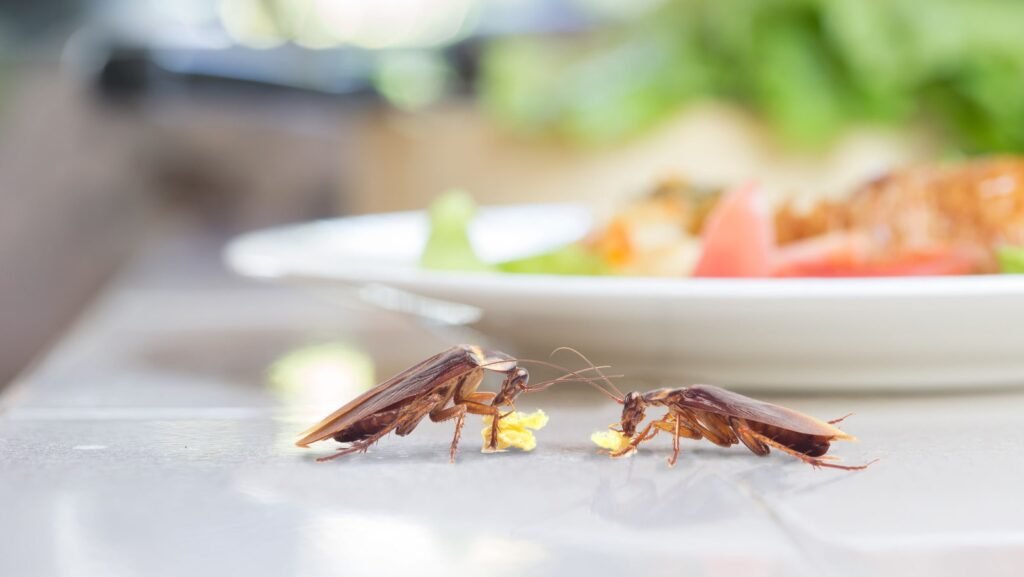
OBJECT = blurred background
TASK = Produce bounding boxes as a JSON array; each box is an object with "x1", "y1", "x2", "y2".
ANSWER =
[{"x1": 2, "y1": 0, "x2": 1023, "y2": 388}]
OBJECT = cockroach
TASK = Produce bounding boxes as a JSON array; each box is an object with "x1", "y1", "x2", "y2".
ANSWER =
[
  {"x1": 562, "y1": 350, "x2": 874, "y2": 470},
  {"x1": 296, "y1": 344, "x2": 616, "y2": 462},
  {"x1": 604, "y1": 385, "x2": 873, "y2": 470}
]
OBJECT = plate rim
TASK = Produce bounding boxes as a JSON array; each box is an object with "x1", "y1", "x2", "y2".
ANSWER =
[{"x1": 224, "y1": 203, "x2": 1024, "y2": 301}]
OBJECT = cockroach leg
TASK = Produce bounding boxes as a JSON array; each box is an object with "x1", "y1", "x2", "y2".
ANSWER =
[
  {"x1": 489, "y1": 412, "x2": 503, "y2": 450},
  {"x1": 395, "y1": 395, "x2": 444, "y2": 436},
  {"x1": 461, "y1": 391, "x2": 496, "y2": 403},
  {"x1": 653, "y1": 414, "x2": 701, "y2": 439},
  {"x1": 649, "y1": 415, "x2": 700, "y2": 465},
  {"x1": 692, "y1": 412, "x2": 739, "y2": 447},
  {"x1": 668, "y1": 418, "x2": 681, "y2": 468},
  {"x1": 316, "y1": 425, "x2": 396, "y2": 462},
  {"x1": 447, "y1": 372, "x2": 505, "y2": 452},
  {"x1": 828, "y1": 413, "x2": 854, "y2": 425},
  {"x1": 610, "y1": 421, "x2": 656, "y2": 458},
  {"x1": 454, "y1": 400, "x2": 502, "y2": 415},
  {"x1": 641, "y1": 427, "x2": 659, "y2": 442},
  {"x1": 451, "y1": 413, "x2": 465, "y2": 463},
  {"x1": 732, "y1": 419, "x2": 771, "y2": 457},
  {"x1": 739, "y1": 424, "x2": 874, "y2": 471},
  {"x1": 431, "y1": 400, "x2": 501, "y2": 461},
  {"x1": 428, "y1": 403, "x2": 467, "y2": 422},
  {"x1": 428, "y1": 402, "x2": 469, "y2": 463},
  {"x1": 459, "y1": 400, "x2": 503, "y2": 451}
]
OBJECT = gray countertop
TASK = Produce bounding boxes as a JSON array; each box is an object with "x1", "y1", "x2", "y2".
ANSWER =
[{"x1": 3, "y1": 231, "x2": 1023, "y2": 577}]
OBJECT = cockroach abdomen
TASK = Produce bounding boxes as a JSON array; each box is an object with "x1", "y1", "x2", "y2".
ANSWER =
[{"x1": 332, "y1": 408, "x2": 402, "y2": 443}]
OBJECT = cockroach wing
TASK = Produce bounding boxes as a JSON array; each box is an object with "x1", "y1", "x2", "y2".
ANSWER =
[
  {"x1": 295, "y1": 345, "x2": 498, "y2": 447},
  {"x1": 674, "y1": 385, "x2": 854, "y2": 440}
]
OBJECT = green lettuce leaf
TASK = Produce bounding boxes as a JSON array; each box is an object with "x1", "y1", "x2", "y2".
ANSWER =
[
  {"x1": 420, "y1": 190, "x2": 494, "y2": 272},
  {"x1": 498, "y1": 244, "x2": 609, "y2": 276},
  {"x1": 421, "y1": 190, "x2": 607, "y2": 275},
  {"x1": 997, "y1": 246, "x2": 1024, "y2": 273}
]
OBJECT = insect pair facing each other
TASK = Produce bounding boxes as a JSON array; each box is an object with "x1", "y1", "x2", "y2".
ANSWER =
[{"x1": 296, "y1": 345, "x2": 874, "y2": 470}]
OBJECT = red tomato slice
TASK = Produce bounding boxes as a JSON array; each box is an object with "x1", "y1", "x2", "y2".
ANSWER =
[
  {"x1": 772, "y1": 233, "x2": 871, "y2": 277},
  {"x1": 774, "y1": 246, "x2": 979, "y2": 277},
  {"x1": 693, "y1": 183, "x2": 775, "y2": 277},
  {"x1": 692, "y1": 182, "x2": 981, "y2": 278}
]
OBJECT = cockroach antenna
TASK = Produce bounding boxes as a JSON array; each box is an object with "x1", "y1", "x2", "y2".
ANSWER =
[
  {"x1": 514, "y1": 358, "x2": 624, "y2": 394},
  {"x1": 550, "y1": 346, "x2": 625, "y2": 403}
]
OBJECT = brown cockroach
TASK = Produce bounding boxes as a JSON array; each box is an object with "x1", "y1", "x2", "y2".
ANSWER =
[
  {"x1": 560, "y1": 350, "x2": 873, "y2": 470},
  {"x1": 602, "y1": 384, "x2": 874, "y2": 470},
  {"x1": 295, "y1": 344, "x2": 616, "y2": 462}
]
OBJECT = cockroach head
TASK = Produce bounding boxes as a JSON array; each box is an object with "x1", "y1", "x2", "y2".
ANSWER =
[
  {"x1": 619, "y1": 391, "x2": 647, "y2": 437},
  {"x1": 493, "y1": 367, "x2": 530, "y2": 406}
]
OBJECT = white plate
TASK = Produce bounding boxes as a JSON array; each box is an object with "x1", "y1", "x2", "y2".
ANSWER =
[{"x1": 225, "y1": 203, "x2": 1024, "y2": 392}]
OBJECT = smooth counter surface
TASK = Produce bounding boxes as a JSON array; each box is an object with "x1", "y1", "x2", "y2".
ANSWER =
[{"x1": 2, "y1": 238, "x2": 1022, "y2": 577}]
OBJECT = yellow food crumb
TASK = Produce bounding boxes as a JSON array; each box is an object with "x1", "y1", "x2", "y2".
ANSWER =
[
  {"x1": 591, "y1": 429, "x2": 632, "y2": 454},
  {"x1": 481, "y1": 410, "x2": 549, "y2": 452}
]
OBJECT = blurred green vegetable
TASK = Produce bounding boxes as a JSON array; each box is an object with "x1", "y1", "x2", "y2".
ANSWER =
[
  {"x1": 421, "y1": 190, "x2": 494, "y2": 272},
  {"x1": 480, "y1": 0, "x2": 1024, "y2": 152},
  {"x1": 421, "y1": 190, "x2": 607, "y2": 275},
  {"x1": 997, "y1": 247, "x2": 1024, "y2": 274},
  {"x1": 498, "y1": 244, "x2": 609, "y2": 276}
]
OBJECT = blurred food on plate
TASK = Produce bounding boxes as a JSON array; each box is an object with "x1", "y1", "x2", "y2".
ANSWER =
[{"x1": 423, "y1": 157, "x2": 1024, "y2": 278}]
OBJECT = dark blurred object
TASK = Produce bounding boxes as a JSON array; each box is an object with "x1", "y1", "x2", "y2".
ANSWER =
[
  {"x1": 0, "y1": 2, "x2": 358, "y2": 387},
  {"x1": 96, "y1": 46, "x2": 152, "y2": 99},
  {"x1": 0, "y1": 0, "x2": 81, "y2": 42},
  {"x1": 0, "y1": 63, "x2": 155, "y2": 388},
  {"x1": 83, "y1": 0, "x2": 596, "y2": 108},
  {"x1": 98, "y1": 45, "x2": 378, "y2": 101}
]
